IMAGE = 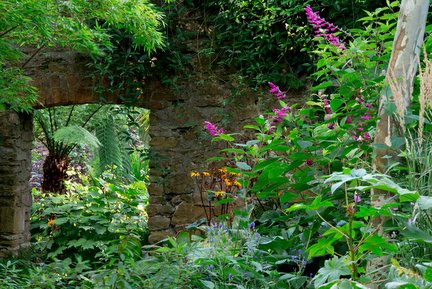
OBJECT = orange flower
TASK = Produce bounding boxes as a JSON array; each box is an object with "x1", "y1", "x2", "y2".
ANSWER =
[
  {"x1": 48, "y1": 219, "x2": 55, "y2": 227},
  {"x1": 215, "y1": 191, "x2": 226, "y2": 198},
  {"x1": 203, "y1": 172, "x2": 211, "y2": 177},
  {"x1": 191, "y1": 171, "x2": 200, "y2": 177}
]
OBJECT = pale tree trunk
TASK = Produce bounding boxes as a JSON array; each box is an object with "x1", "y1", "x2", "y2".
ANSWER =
[
  {"x1": 369, "y1": 0, "x2": 429, "y2": 285},
  {"x1": 374, "y1": 0, "x2": 429, "y2": 170}
]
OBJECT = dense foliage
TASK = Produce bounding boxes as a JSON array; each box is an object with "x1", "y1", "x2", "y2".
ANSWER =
[
  {"x1": 156, "y1": 0, "x2": 386, "y2": 88},
  {"x1": 0, "y1": 0, "x2": 167, "y2": 111}
]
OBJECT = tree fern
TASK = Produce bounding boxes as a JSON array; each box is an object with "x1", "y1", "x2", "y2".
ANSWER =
[
  {"x1": 95, "y1": 114, "x2": 123, "y2": 174},
  {"x1": 53, "y1": 125, "x2": 101, "y2": 150}
]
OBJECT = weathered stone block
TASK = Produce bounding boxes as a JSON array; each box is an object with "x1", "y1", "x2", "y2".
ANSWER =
[
  {"x1": 151, "y1": 136, "x2": 179, "y2": 149},
  {"x1": 147, "y1": 204, "x2": 175, "y2": 216},
  {"x1": 0, "y1": 186, "x2": 16, "y2": 197},
  {"x1": 172, "y1": 201, "x2": 204, "y2": 226},
  {"x1": 165, "y1": 173, "x2": 193, "y2": 194},
  {"x1": 147, "y1": 183, "x2": 164, "y2": 196},
  {"x1": 0, "y1": 197, "x2": 15, "y2": 207},
  {"x1": 0, "y1": 207, "x2": 26, "y2": 233},
  {"x1": 148, "y1": 215, "x2": 171, "y2": 231},
  {"x1": 149, "y1": 195, "x2": 165, "y2": 204},
  {"x1": 148, "y1": 229, "x2": 176, "y2": 244}
]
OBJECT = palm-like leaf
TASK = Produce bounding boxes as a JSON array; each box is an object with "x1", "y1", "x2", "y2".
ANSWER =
[{"x1": 53, "y1": 125, "x2": 101, "y2": 150}]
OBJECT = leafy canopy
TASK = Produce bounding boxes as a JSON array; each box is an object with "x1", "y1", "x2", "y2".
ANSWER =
[{"x1": 0, "y1": 0, "x2": 169, "y2": 111}]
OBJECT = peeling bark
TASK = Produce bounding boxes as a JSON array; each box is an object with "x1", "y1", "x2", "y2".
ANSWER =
[{"x1": 370, "y1": 0, "x2": 429, "y2": 285}]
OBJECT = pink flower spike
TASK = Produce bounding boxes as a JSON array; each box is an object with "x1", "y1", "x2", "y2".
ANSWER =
[
  {"x1": 204, "y1": 121, "x2": 224, "y2": 136},
  {"x1": 305, "y1": 6, "x2": 346, "y2": 50},
  {"x1": 268, "y1": 82, "x2": 286, "y2": 99},
  {"x1": 361, "y1": 115, "x2": 372, "y2": 121}
]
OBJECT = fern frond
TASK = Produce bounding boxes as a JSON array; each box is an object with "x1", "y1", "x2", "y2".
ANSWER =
[
  {"x1": 96, "y1": 115, "x2": 122, "y2": 173},
  {"x1": 53, "y1": 125, "x2": 101, "y2": 150}
]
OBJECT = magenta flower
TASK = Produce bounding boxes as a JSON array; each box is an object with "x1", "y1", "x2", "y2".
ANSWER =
[
  {"x1": 305, "y1": 6, "x2": 346, "y2": 50},
  {"x1": 305, "y1": 159, "x2": 314, "y2": 167},
  {"x1": 204, "y1": 121, "x2": 224, "y2": 136},
  {"x1": 354, "y1": 193, "x2": 361, "y2": 203},
  {"x1": 271, "y1": 106, "x2": 290, "y2": 124},
  {"x1": 361, "y1": 115, "x2": 372, "y2": 121},
  {"x1": 318, "y1": 94, "x2": 333, "y2": 122},
  {"x1": 346, "y1": 116, "x2": 352, "y2": 124},
  {"x1": 268, "y1": 82, "x2": 286, "y2": 99}
]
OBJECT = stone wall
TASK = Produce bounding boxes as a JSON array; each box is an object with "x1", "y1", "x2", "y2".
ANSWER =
[
  {"x1": 0, "y1": 47, "x2": 270, "y2": 256},
  {"x1": 144, "y1": 76, "x2": 260, "y2": 243},
  {"x1": 0, "y1": 111, "x2": 33, "y2": 257}
]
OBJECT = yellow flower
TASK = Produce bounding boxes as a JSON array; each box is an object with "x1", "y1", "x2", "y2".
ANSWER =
[
  {"x1": 215, "y1": 191, "x2": 226, "y2": 198},
  {"x1": 203, "y1": 172, "x2": 211, "y2": 177},
  {"x1": 48, "y1": 219, "x2": 55, "y2": 227},
  {"x1": 191, "y1": 171, "x2": 200, "y2": 177},
  {"x1": 224, "y1": 179, "x2": 233, "y2": 187},
  {"x1": 234, "y1": 180, "x2": 242, "y2": 187}
]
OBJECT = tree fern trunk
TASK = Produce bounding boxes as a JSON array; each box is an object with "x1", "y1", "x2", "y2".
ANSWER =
[{"x1": 41, "y1": 153, "x2": 69, "y2": 194}]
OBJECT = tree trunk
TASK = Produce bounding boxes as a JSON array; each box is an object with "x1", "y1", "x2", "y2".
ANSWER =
[
  {"x1": 370, "y1": 0, "x2": 429, "y2": 285},
  {"x1": 374, "y1": 0, "x2": 429, "y2": 172},
  {"x1": 41, "y1": 153, "x2": 70, "y2": 194}
]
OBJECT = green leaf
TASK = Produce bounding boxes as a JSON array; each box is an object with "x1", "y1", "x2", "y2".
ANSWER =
[
  {"x1": 286, "y1": 203, "x2": 308, "y2": 212},
  {"x1": 221, "y1": 148, "x2": 245, "y2": 154},
  {"x1": 330, "y1": 99, "x2": 343, "y2": 112},
  {"x1": 313, "y1": 256, "x2": 351, "y2": 288},
  {"x1": 244, "y1": 124, "x2": 260, "y2": 131},
  {"x1": 402, "y1": 225, "x2": 432, "y2": 243},
  {"x1": 297, "y1": 140, "x2": 313, "y2": 149},
  {"x1": 358, "y1": 233, "x2": 397, "y2": 255},
  {"x1": 215, "y1": 134, "x2": 234, "y2": 142},
  {"x1": 176, "y1": 231, "x2": 191, "y2": 245},
  {"x1": 308, "y1": 238, "x2": 335, "y2": 258},
  {"x1": 53, "y1": 125, "x2": 101, "y2": 149},
  {"x1": 200, "y1": 280, "x2": 215, "y2": 289},
  {"x1": 385, "y1": 283, "x2": 418, "y2": 289},
  {"x1": 417, "y1": 196, "x2": 432, "y2": 210},
  {"x1": 246, "y1": 140, "x2": 260, "y2": 146},
  {"x1": 259, "y1": 236, "x2": 290, "y2": 252},
  {"x1": 280, "y1": 192, "x2": 298, "y2": 204},
  {"x1": 207, "y1": 157, "x2": 226, "y2": 162},
  {"x1": 311, "y1": 81, "x2": 333, "y2": 92},
  {"x1": 309, "y1": 196, "x2": 334, "y2": 210},
  {"x1": 252, "y1": 158, "x2": 280, "y2": 172},
  {"x1": 424, "y1": 267, "x2": 432, "y2": 282},
  {"x1": 215, "y1": 198, "x2": 235, "y2": 205},
  {"x1": 236, "y1": 161, "x2": 251, "y2": 171}
]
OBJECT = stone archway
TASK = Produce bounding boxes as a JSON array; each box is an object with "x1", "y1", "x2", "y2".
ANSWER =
[{"x1": 0, "y1": 47, "x2": 260, "y2": 256}]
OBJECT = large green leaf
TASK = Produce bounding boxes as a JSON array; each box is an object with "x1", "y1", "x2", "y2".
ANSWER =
[
  {"x1": 313, "y1": 256, "x2": 351, "y2": 288},
  {"x1": 53, "y1": 125, "x2": 101, "y2": 149}
]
